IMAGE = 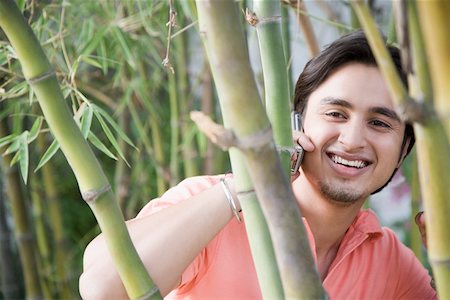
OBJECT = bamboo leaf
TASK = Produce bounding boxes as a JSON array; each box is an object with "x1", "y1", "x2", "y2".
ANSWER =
[
  {"x1": 81, "y1": 105, "x2": 93, "y2": 139},
  {"x1": 88, "y1": 132, "x2": 118, "y2": 161},
  {"x1": 111, "y1": 27, "x2": 136, "y2": 69},
  {"x1": 81, "y1": 56, "x2": 103, "y2": 69},
  {"x1": 0, "y1": 133, "x2": 17, "y2": 149},
  {"x1": 79, "y1": 26, "x2": 108, "y2": 57},
  {"x1": 98, "y1": 38, "x2": 108, "y2": 75},
  {"x1": 34, "y1": 139, "x2": 60, "y2": 172},
  {"x1": 3, "y1": 80, "x2": 28, "y2": 99},
  {"x1": 92, "y1": 104, "x2": 137, "y2": 149},
  {"x1": 18, "y1": 131, "x2": 29, "y2": 184},
  {"x1": 27, "y1": 116, "x2": 43, "y2": 143},
  {"x1": 93, "y1": 109, "x2": 129, "y2": 166},
  {"x1": 4, "y1": 137, "x2": 20, "y2": 155},
  {"x1": 9, "y1": 150, "x2": 20, "y2": 166}
]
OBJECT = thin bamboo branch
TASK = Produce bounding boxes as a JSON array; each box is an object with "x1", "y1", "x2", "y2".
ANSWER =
[{"x1": 294, "y1": 0, "x2": 320, "y2": 57}]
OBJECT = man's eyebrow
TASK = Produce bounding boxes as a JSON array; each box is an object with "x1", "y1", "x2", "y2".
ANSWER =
[
  {"x1": 369, "y1": 107, "x2": 401, "y2": 123},
  {"x1": 320, "y1": 97, "x2": 353, "y2": 108}
]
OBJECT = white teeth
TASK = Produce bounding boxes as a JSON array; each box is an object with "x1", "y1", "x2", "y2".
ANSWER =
[{"x1": 331, "y1": 155, "x2": 367, "y2": 168}]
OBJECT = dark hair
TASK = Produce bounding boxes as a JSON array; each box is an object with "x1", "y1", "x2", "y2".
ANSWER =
[{"x1": 294, "y1": 30, "x2": 415, "y2": 194}]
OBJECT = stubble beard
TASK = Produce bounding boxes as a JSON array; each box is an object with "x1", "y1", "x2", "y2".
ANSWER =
[{"x1": 318, "y1": 180, "x2": 366, "y2": 206}]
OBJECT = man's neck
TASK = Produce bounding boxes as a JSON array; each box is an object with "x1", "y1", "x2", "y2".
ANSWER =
[{"x1": 291, "y1": 176, "x2": 366, "y2": 279}]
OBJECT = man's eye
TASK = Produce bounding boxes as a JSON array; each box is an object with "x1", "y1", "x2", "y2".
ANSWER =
[
  {"x1": 370, "y1": 119, "x2": 391, "y2": 128},
  {"x1": 326, "y1": 112, "x2": 345, "y2": 119}
]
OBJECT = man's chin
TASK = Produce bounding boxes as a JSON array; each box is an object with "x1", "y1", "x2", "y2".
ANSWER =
[{"x1": 319, "y1": 181, "x2": 366, "y2": 205}]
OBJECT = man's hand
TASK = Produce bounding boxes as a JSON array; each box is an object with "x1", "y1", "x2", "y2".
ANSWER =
[
  {"x1": 415, "y1": 211, "x2": 427, "y2": 248},
  {"x1": 290, "y1": 130, "x2": 315, "y2": 182}
]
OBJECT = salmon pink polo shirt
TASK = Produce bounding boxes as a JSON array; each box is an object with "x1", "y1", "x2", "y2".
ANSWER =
[{"x1": 137, "y1": 175, "x2": 436, "y2": 300}]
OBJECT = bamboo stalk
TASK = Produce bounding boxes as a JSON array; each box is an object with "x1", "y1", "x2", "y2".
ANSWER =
[
  {"x1": 168, "y1": 71, "x2": 180, "y2": 186},
  {"x1": 417, "y1": 1, "x2": 450, "y2": 136},
  {"x1": 29, "y1": 176, "x2": 52, "y2": 299},
  {"x1": 115, "y1": 110, "x2": 131, "y2": 215},
  {"x1": 352, "y1": 1, "x2": 450, "y2": 298},
  {"x1": 36, "y1": 133, "x2": 74, "y2": 299},
  {"x1": 0, "y1": 1, "x2": 160, "y2": 299},
  {"x1": 351, "y1": 1, "x2": 409, "y2": 107},
  {"x1": 200, "y1": 62, "x2": 216, "y2": 174},
  {"x1": 280, "y1": 0, "x2": 320, "y2": 57},
  {"x1": 195, "y1": 1, "x2": 325, "y2": 298},
  {"x1": 281, "y1": 4, "x2": 293, "y2": 100},
  {"x1": 0, "y1": 163, "x2": 23, "y2": 300},
  {"x1": 0, "y1": 118, "x2": 43, "y2": 300},
  {"x1": 415, "y1": 1, "x2": 450, "y2": 297},
  {"x1": 253, "y1": 0, "x2": 293, "y2": 175},
  {"x1": 175, "y1": 11, "x2": 199, "y2": 178},
  {"x1": 408, "y1": 149, "x2": 423, "y2": 263}
]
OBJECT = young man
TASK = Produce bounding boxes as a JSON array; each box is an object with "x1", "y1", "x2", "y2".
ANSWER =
[{"x1": 79, "y1": 31, "x2": 436, "y2": 299}]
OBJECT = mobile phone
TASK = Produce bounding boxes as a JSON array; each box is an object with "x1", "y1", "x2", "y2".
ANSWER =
[{"x1": 291, "y1": 112, "x2": 304, "y2": 175}]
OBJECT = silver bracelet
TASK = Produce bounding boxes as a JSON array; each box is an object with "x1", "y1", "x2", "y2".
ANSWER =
[{"x1": 220, "y1": 178, "x2": 242, "y2": 223}]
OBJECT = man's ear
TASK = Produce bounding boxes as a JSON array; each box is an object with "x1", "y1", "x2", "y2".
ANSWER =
[{"x1": 396, "y1": 136, "x2": 412, "y2": 168}]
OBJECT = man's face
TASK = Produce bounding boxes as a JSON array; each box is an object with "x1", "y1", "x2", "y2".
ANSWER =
[{"x1": 300, "y1": 63, "x2": 406, "y2": 205}]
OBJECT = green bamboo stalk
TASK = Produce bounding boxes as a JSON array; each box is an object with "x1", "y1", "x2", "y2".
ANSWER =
[
  {"x1": 408, "y1": 149, "x2": 423, "y2": 263},
  {"x1": 29, "y1": 177, "x2": 52, "y2": 300},
  {"x1": 168, "y1": 71, "x2": 180, "y2": 186},
  {"x1": 200, "y1": 62, "x2": 216, "y2": 174},
  {"x1": 351, "y1": 1, "x2": 409, "y2": 107},
  {"x1": 405, "y1": 0, "x2": 430, "y2": 265},
  {"x1": 127, "y1": 97, "x2": 167, "y2": 196},
  {"x1": 280, "y1": 5, "x2": 293, "y2": 101},
  {"x1": 36, "y1": 133, "x2": 73, "y2": 299},
  {"x1": 174, "y1": 12, "x2": 199, "y2": 178},
  {"x1": 0, "y1": 1, "x2": 160, "y2": 299},
  {"x1": 149, "y1": 116, "x2": 168, "y2": 195},
  {"x1": 352, "y1": 1, "x2": 450, "y2": 298},
  {"x1": 415, "y1": 1, "x2": 450, "y2": 297},
  {"x1": 0, "y1": 119, "x2": 43, "y2": 300},
  {"x1": 115, "y1": 110, "x2": 131, "y2": 215},
  {"x1": 0, "y1": 164, "x2": 23, "y2": 300},
  {"x1": 195, "y1": 1, "x2": 325, "y2": 298},
  {"x1": 253, "y1": 0, "x2": 293, "y2": 175},
  {"x1": 416, "y1": 1, "x2": 450, "y2": 135}
]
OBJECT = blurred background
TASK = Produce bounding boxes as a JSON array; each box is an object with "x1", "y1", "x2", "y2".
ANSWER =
[{"x1": 0, "y1": 0, "x2": 426, "y2": 298}]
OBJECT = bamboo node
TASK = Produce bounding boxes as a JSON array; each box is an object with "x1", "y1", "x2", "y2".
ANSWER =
[
  {"x1": 430, "y1": 257, "x2": 450, "y2": 267},
  {"x1": 276, "y1": 145, "x2": 298, "y2": 156},
  {"x1": 136, "y1": 285, "x2": 160, "y2": 300},
  {"x1": 190, "y1": 111, "x2": 273, "y2": 151},
  {"x1": 27, "y1": 70, "x2": 56, "y2": 85},
  {"x1": 244, "y1": 8, "x2": 281, "y2": 27},
  {"x1": 81, "y1": 184, "x2": 111, "y2": 203},
  {"x1": 398, "y1": 98, "x2": 431, "y2": 124},
  {"x1": 237, "y1": 188, "x2": 256, "y2": 198}
]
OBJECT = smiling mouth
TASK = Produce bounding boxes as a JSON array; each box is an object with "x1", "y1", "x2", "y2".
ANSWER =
[{"x1": 328, "y1": 154, "x2": 370, "y2": 169}]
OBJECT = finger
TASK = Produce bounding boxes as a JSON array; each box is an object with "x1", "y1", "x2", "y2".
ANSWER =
[
  {"x1": 414, "y1": 211, "x2": 425, "y2": 228},
  {"x1": 295, "y1": 133, "x2": 315, "y2": 152}
]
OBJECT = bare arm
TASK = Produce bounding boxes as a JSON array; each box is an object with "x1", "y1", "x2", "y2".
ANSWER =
[{"x1": 79, "y1": 178, "x2": 237, "y2": 299}]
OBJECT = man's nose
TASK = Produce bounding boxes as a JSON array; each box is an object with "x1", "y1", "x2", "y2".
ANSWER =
[{"x1": 337, "y1": 120, "x2": 367, "y2": 150}]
